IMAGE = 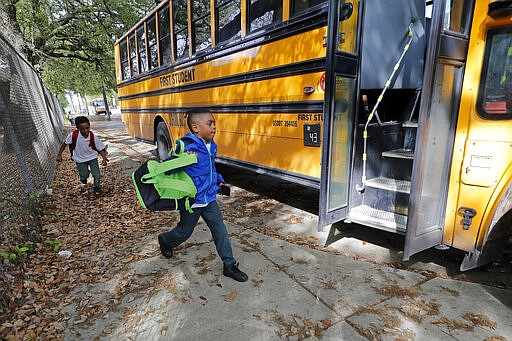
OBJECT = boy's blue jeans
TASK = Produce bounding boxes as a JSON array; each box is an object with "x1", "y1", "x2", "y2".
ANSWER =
[
  {"x1": 159, "y1": 201, "x2": 235, "y2": 266},
  {"x1": 76, "y1": 159, "x2": 100, "y2": 189}
]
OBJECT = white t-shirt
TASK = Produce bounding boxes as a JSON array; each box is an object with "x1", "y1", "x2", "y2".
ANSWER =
[{"x1": 64, "y1": 131, "x2": 105, "y2": 163}]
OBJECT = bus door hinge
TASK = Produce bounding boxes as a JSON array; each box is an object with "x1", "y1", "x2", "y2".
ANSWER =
[{"x1": 458, "y1": 206, "x2": 477, "y2": 230}]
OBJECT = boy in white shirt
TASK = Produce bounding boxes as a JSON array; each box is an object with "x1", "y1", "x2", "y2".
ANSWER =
[{"x1": 56, "y1": 116, "x2": 108, "y2": 194}]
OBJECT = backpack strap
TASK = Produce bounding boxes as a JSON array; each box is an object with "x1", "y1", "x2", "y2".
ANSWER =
[
  {"x1": 152, "y1": 177, "x2": 197, "y2": 194},
  {"x1": 174, "y1": 139, "x2": 186, "y2": 156},
  {"x1": 150, "y1": 153, "x2": 196, "y2": 175},
  {"x1": 89, "y1": 131, "x2": 98, "y2": 152},
  {"x1": 69, "y1": 130, "x2": 79, "y2": 158}
]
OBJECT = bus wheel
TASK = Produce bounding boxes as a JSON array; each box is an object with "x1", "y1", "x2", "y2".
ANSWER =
[{"x1": 156, "y1": 121, "x2": 172, "y2": 160}]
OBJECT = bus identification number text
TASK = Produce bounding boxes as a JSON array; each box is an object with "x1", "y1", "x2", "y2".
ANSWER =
[{"x1": 304, "y1": 124, "x2": 320, "y2": 147}]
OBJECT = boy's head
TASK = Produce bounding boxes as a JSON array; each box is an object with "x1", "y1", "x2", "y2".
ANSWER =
[
  {"x1": 186, "y1": 111, "x2": 216, "y2": 142},
  {"x1": 74, "y1": 116, "x2": 91, "y2": 137}
]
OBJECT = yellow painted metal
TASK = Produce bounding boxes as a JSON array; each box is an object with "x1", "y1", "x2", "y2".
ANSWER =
[
  {"x1": 117, "y1": 27, "x2": 328, "y2": 97},
  {"x1": 210, "y1": 0, "x2": 215, "y2": 48},
  {"x1": 114, "y1": 44, "x2": 122, "y2": 84},
  {"x1": 121, "y1": 72, "x2": 324, "y2": 108},
  {"x1": 116, "y1": 23, "x2": 331, "y2": 179},
  {"x1": 241, "y1": 0, "x2": 247, "y2": 37},
  {"x1": 444, "y1": 0, "x2": 512, "y2": 251},
  {"x1": 282, "y1": 0, "x2": 290, "y2": 22},
  {"x1": 121, "y1": 111, "x2": 323, "y2": 177}
]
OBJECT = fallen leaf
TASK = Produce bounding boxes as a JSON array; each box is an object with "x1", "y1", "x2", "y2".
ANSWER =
[
  {"x1": 199, "y1": 296, "x2": 207, "y2": 301},
  {"x1": 224, "y1": 291, "x2": 237, "y2": 302},
  {"x1": 320, "y1": 319, "x2": 332, "y2": 327}
]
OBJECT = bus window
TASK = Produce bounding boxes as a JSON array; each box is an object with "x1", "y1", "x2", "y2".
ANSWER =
[
  {"x1": 120, "y1": 39, "x2": 130, "y2": 80},
  {"x1": 129, "y1": 33, "x2": 138, "y2": 76},
  {"x1": 192, "y1": 0, "x2": 212, "y2": 53},
  {"x1": 174, "y1": 0, "x2": 190, "y2": 60},
  {"x1": 147, "y1": 15, "x2": 158, "y2": 70},
  {"x1": 290, "y1": 0, "x2": 326, "y2": 17},
  {"x1": 137, "y1": 25, "x2": 148, "y2": 73},
  {"x1": 443, "y1": 0, "x2": 472, "y2": 34},
  {"x1": 477, "y1": 27, "x2": 512, "y2": 120},
  {"x1": 158, "y1": 5, "x2": 172, "y2": 66},
  {"x1": 248, "y1": 0, "x2": 282, "y2": 32},
  {"x1": 216, "y1": 0, "x2": 241, "y2": 44}
]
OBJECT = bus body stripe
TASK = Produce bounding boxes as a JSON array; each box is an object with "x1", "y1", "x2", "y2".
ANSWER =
[{"x1": 118, "y1": 58, "x2": 326, "y2": 101}]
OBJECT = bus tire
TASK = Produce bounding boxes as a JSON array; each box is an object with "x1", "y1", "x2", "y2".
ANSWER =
[{"x1": 156, "y1": 121, "x2": 172, "y2": 161}]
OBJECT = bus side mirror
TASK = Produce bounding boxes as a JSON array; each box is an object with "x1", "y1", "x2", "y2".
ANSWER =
[{"x1": 339, "y1": 2, "x2": 354, "y2": 21}]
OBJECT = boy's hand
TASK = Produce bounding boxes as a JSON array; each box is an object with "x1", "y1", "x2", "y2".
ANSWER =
[
  {"x1": 218, "y1": 184, "x2": 230, "y2": 196},
  {"x1": 101, "y1": 158, "x2": 108, "y2": 166}
]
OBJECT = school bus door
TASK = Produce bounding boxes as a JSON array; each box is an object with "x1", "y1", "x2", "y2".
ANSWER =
[
  {"x1": 403, "y1": 0, "x2": 473, "y2": 260},
  {"x1": 319, "y1": 0, "x2": 360, "y2": 227}
]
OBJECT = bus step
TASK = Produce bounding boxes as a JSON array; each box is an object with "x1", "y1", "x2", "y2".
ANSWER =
[
  {"x1": 365, "y1": 176, "x2": 411, "y2": 194},
  {"x1": 382, "y1": 148, "x2": 414, "y2": 160},
  {"x1": 349, "y1": 205, "x2": 407, "y2": 234},
  {"x1": 402, "y1": 121, "x2": 418, "y2": 128}
]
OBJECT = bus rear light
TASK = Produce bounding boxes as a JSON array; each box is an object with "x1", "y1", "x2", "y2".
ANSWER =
[{"x1": 484, "y1": 101, "x2": 508, "y2": 114}]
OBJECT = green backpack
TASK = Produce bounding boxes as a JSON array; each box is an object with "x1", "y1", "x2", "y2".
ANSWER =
[{"x1": 132, "y1": 140, "x2": 197, "y2": 212}]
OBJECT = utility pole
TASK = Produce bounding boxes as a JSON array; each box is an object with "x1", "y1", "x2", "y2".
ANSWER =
[{"x1": 102, "y1": 85, "x2": 111, "y2": 121}]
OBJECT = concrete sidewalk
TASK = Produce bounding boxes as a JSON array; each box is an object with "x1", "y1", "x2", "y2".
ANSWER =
[
  {"x1": 62, "y1": 121, "x2": 512, "y2": 340},
  {"x1": 62, "y1": 213, "x2": 512, "y2": 340}
]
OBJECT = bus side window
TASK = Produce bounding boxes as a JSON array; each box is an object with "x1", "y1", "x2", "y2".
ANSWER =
[
  {"x1": 192, "y1": 0, "x2": 212, "y2": 54},
  {"x1": 129, "y1": 33, "x2": 138, "y2": 76},
  {"x1": 174, "y1": 0, "x2": 190, "y2": 60},
  {"x1": 216, "y1": 0, "x2": 241, "y2": 44},
  {"x1": 159, "y1": 5, "x2": 172, "y2": 66},
  {"x1": 137, "y1": 25, "x2": 148, "y2": 73},
  {"x1": 248, "y1": 0, "x2": 282, "y2": 32},
  {"x1": 290, "y1": 0, "x2": 326, "y2": 17},
  {"x1": 477, "y1": 28, "x2": 512, "y2": 120},
  {"x1": 120, "y1": 39, "x2": 130, "y2": 80},
  {"x1": 147, "y1": 15, "x2": 158, "y2": 70}
]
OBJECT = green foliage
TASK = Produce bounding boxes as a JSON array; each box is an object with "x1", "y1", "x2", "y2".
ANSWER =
[
  {"x1": 53, "y1": 214, "x2": 61, "y2": 221},
  {"x1": 1, "y1": 243, "x2": 31, "y2": 260},
  {"x1": 13, "y1": 245, "x2": 30, "y2": 256},
  {"x1": 45, "y1": 239, "x2": 62, "y2": 252},
  {"x1": 0, "y1": 252, "x2": 16, "y2": 260},
  {"x1": 8, "y1": 0, "x2": 156, "y2": 95},
  {"x1": 27, "y1": 193, "x2": 42, "y2": 215}
]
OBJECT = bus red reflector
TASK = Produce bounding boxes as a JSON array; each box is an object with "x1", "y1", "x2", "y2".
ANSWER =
[{"x1": 484, "y1": 101, "x2": 507, "y2": 114}]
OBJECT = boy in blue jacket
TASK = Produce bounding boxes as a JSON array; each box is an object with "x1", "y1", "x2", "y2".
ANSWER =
[{"x1": 157, "y1": 111, "x2": 248, "y2": 282}]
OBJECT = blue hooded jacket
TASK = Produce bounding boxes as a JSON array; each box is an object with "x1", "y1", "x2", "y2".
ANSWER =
[{"x1": 180, "y1": 132, "x2": 225, "y2": 205}]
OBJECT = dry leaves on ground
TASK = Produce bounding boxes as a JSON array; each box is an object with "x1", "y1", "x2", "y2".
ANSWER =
[{"x1": 1, "y1": 152, "x2": 173, "y2": 340}]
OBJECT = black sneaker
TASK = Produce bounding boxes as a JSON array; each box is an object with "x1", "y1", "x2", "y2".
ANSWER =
[
  {"x1": 223, "y1": 262, "x2": 248, "y2": 282},
  {"x1": 80, "y1": 178, "x2": 87, "y2": 184},
  {"x1": 93, "y1": 187, "x2": 102, "y2": 194},
  {"x1": 158, "y1": 234, "x2": 173, "y2": 258}
]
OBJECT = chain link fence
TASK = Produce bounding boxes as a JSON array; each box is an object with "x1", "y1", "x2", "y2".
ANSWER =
[{"x1": 0, "y1": 29, "x2": 64, "y2": 310}]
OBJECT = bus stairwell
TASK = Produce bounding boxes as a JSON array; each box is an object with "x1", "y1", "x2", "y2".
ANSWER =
[
  {"x1": 348, "y1": 89, "x2": 421, "y2": 234},
  {"x1": 338, "y1": 0, "x2": 426, "y2": 235}
]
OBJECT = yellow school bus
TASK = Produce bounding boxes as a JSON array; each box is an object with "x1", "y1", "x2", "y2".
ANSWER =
[{"x1": 115, "y1": 0, "x2": 512, "y2": 270}]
